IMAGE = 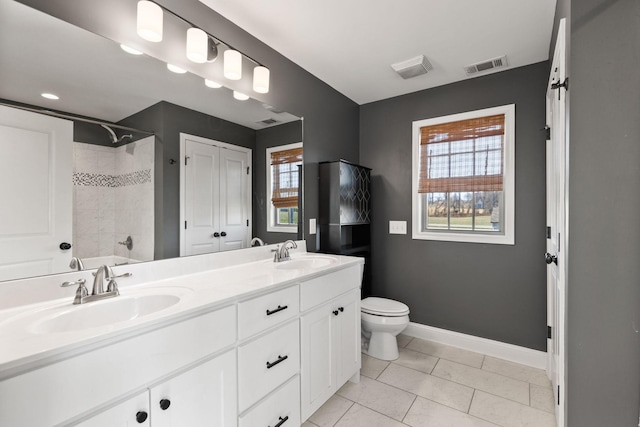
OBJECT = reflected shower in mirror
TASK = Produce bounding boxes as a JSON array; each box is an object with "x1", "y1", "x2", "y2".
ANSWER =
[{"x1": 0, "y1": 0, "x2": 303, "y2": 282}]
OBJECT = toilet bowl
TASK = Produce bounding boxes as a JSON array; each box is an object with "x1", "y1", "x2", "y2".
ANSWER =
[{"x1": 361, "y1": 297, "x2": 410, "y2": 361}]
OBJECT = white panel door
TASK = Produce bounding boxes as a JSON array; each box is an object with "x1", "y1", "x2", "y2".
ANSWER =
[
  {"x1": 219, "y1": 147, "x2": 248, "y2": 251},
  {"x1": 184, "y1": 139, "x2": 220, "y2": 255},
  {"x1": 150, "y1": 350, "x2": 237, "y2": 427},
  {"x1": 0, "y1": 105, "x2": 72, "y2": 281}
]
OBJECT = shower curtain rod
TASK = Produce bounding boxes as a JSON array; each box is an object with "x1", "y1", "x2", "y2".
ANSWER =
[{"x1": 0, "y1": 102, "x2": 155, "y2": 135}]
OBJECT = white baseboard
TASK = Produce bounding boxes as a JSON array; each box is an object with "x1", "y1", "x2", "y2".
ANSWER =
[{"x1": 403, "y1": 322, "x2": 548, "y2": 370}]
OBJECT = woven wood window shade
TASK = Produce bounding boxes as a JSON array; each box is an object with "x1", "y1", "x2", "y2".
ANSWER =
[
  {"x1": 418, "y1": 114, "x2": 505, "y2": 194},
  {"x1": 271, "y1": 147, "x2": 303, "y2": 208}
]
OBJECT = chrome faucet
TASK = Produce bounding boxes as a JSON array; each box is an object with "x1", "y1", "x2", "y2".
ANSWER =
[
  {"x1": 61, "y1": 264, "x2": 132, "y2": 305},
  {"x1": 250, "y1": 237, "x2": 266, "y2": 247},
  {"x1": 69, "y1": 256, "x2": 84, "y2": 271},
  {"x1": 273, "y1": 240, "x2": 297, "y2": 262}
]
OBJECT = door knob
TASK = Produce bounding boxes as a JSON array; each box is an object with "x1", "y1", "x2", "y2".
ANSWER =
[
  {"x1": 220, "y1": 231, "x2": 227, "y2": 237},
  {"x1": 59, "y1": 242, "x2": 72, "y2": 250},
  {"x1": 545, "y1": 252, "x2": 558, "y2": 265},
  {"x1": 213, "y1": 232, "x2": 220, "y2": 238}
]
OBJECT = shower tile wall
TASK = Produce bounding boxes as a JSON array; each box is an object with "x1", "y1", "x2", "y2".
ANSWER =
[{"x1": 73, "y1": 136, "x2": 154, "y2": 262}]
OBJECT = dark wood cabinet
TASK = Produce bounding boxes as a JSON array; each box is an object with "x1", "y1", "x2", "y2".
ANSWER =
[{"x1": 319, "y1": 160, "x2": 372, "y2": 296}]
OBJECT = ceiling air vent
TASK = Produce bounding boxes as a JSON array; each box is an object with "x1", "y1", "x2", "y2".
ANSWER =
[
  {"x1": 258, "y1": 118, "x2": 279, "y2": 126},
  {"x1": 391, "y1": 55, "x2": 434, "y2": 79},
  {"x1": 464, "y1": 55, "x2": 508, "y2": 76}
]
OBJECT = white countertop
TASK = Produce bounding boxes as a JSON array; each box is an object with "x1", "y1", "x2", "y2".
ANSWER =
[{"x1": 0, "y1": 251, "x2": 363, "y2": 379}]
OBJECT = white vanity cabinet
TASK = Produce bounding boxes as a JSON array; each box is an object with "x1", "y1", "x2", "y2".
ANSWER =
[
  {"x1": 300, "y1": 267, "x2": 362, "y2": 421},
  {"x1": 78, "y1": 350, "x2": 237, "y2": 427}
]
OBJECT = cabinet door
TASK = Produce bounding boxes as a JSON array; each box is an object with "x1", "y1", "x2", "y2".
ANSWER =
[
  {"x1": 76, "y1": 391, "x2": 150, "y2": 427},
  {"x1": 300, "y1": 301, "x2": 335, "y2": 420},
  {"x1": 150, "y1": 349, "x2": 237, "y2": 427},
  {"x1": 334, "y1": 289, "x2": 361, "y2": 387}
]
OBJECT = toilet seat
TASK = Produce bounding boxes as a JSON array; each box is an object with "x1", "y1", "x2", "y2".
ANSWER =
[{"x1": 361, "y1": 297, "x2": 410, "y2": 317}]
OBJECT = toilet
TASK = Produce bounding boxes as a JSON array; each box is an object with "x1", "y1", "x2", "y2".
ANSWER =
[{"x1": 361, "y1": 297, "x2": 410, "y2": 361}]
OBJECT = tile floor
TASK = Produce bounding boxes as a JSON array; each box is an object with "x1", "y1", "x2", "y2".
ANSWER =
[{"x1": 302, "y1": 335, "x2": 557, "y2": 427}]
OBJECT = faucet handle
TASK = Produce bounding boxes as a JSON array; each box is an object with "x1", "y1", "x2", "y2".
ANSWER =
[
  {"x1": 106, "y1": 279, "x2": 120, "y2": 295},
  {"x1": 61, "y1": 279, "x2": 88, "y2": 304},
  {"x1": 61, "y1": 278, "x2": 86, "y2": 287}
]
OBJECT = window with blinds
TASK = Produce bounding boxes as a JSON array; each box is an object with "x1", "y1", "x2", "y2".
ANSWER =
[
  {"x1": 267, "y1": 143, "x2": 303, "y2": 231},
  {"x1": 412, "y1": 105, "x2": 515, "y2": 245}
]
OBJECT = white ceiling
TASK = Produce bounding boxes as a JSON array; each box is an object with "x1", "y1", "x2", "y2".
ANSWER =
[{"x1": 199, "y1": 0, "x2": 557, "y2": 105}]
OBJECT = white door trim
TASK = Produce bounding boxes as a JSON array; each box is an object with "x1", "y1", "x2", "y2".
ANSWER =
[{"x1": 179, "y1": 133, "x2": 252, "y2": 256}]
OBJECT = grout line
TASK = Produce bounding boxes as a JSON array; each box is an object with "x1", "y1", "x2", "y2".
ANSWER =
[
  {"x1": 330, "y1": 400, "x2": 354, "y2": 427},
  {"x1": 400, "y1": 394, "x2": 418, "y2": 425},
  {"x1": 468, "y1": 388, "x2": 477, "y2": 414}
]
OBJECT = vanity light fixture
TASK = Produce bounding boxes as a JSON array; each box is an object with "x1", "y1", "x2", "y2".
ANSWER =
[
  {"x1": 167, "y1": 63, "x2": 187, "y2": 74},
  {"x1": 41, "y1": 93, "x2": 59, "y2": 100},
  {"x1": 253, "y1": 66, "x2": 270, "y2": 94},
  {"x1": 186, "y1": 27, "x2": 208, "y2": 63},
  {"x1": 233, "y1": 91, "x2": 249, "y2": 101},
  {"x1": 120, "y1": 44, "x2": 143, "y2": 55},
  {"x1": 224, "y1": 50, "x2": 242, "y2": 80},
  {"x1": 137, "y1": 0, "x2": 163, "y2": 43},
  {"x1": 204, "y1": 79, "x2": 222, "y2": 88}
]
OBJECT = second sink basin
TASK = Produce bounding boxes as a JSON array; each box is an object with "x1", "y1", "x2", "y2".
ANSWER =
[{"x1": 274, "y1": 255, "x2": 337, "y2": 271}]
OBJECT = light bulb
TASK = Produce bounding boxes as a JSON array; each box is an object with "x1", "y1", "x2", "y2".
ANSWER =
[
  {"x1": 120, "y1": 44, "x2": 143, "y2": 55},
  {"x1": 233, "y1": 91, "x2": 249, "y2": 101},
  {"x1": 137, "y1": 1, "x2": 163, "y2": 42},
  {"x1": 41, "y1": 93, "x2": 59, "y2": 100},
  {"x1": 167, "y1": 63, "x2": 187, "y2": 74},
  {"x1": 224, "y1": 50, "x2": 242, "y2": 80},
  {"x1": 205, "y1": 79, "x2": 222, "y2": 89},
  {"x1": 253, "y1": 66, "x2": 270, "y2": 93},
  {"x1": 186, "y1": 28, "x2": 208, "y2": 63}
]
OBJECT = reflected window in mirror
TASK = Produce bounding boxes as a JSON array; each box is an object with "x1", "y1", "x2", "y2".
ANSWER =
[{"x1": 267, "y1": 143, "x2": 303, "y2": 232}]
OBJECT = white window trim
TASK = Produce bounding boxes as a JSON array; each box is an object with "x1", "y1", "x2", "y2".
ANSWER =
[
  {"x1": 266, "y1": 142, "x2": 303, "y2": 233},
  {"x1": 411, "y1": 104, "x2": 515, "y2": 245}
]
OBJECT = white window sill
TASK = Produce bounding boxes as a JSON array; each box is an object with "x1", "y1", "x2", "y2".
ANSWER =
[{"x1": 412, "y1": 231, "x2": 514, "y2": 245}]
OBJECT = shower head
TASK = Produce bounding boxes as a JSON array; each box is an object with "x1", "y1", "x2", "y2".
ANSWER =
[{"x1": 100, "y1": 124, "x2": 133, "y2": 144}]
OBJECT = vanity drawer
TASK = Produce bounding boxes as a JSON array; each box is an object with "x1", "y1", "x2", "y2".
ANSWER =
[
  {"x1": 237, "y1": 320, "x2": 299, "y2": 412},
  {"x1": 239, "y1": 375, "x2": 300, "y2": 427},
  {"x1": 300, "y1": 265, "x2": 362, "y2": 311},
  {"x1": 238, "y1": 285, "x2": 299, "y2": 340}
]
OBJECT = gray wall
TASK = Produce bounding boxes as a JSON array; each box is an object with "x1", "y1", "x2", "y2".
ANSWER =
[
  {"x1": 556, "y1": 0, "x2": 640, "y2": 425},
  {"x1": 360, "y1": 62, "x2": 549, "y2": 351},
  {"x1": 254, "y1": 121, "x2": 303, "y2": 244},
  {"x1": 120, "y1": 101, "x2": 256, "y2": 260}
]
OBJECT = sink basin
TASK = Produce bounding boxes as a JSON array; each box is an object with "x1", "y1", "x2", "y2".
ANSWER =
[
  {"x1": 274, "y1": 256, "x2": 337, "y2": 270},
  {"x1": 27, "y1": 290, "x2": 188, "y2": 334}
]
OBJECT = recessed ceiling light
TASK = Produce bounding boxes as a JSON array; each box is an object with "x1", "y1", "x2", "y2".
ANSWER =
[
  {"x1": 204, "y1": 79, "x2": 222, "y2": 89},
  {"x1": 167, "y1": 63, "x2": 187, "y2": 74},
  {"x1": 233, "y1": 91, "x2": 249, "y2": 101},
  {"x1": 41, "y1": 93, "x2": 59, "y2": 100},
  {"x1": 120, "y1": 44, "x2": 143, "y2": 55}
]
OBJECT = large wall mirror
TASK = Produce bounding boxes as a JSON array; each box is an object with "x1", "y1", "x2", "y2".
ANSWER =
[{"x1": 0, "y1": 0, "x2": 303, "y2": 282}]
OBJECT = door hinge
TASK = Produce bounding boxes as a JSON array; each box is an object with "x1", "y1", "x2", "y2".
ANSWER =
[
  {"x1": 546, "y1": 226, "x2": 551, "y2": 239},
  {"x1": 557, "y1": 385, "x2": 560, "y2": 405},
  {"x1": 547, "y1": 325, "x2": 552, "y2": 339},
  {"x1": 551, "y1": 77, "x2": 569, "y2": 92},
  {"x1": 246, "y1": 219, "x2": 249, "y2": 226},
  {"x1": 545, "y1": 126, "x2": 551, "y2": 140},
  {"x1": 557, "y1": 233, "x2": 561, "y2": 252},
  {"x1": 246, "y1": 166, "x2": 250, "y2": 175},
  {"x1": 185, "y1": 156, "x2": 190, "y2": 166},
  {"x1": 184, "y1": 221, "x2": 187, "y2": 230}
]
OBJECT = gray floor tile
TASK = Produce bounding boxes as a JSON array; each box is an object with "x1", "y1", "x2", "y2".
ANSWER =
[
  {"x1": 433, "y1": 359, "x2": 530, "y2": 405},
  {"x1": 393, "y1": 346, "x2": 439, "y2": 374},
  {"x1": 469, "y1": 390, "x2": 557, "y2": 427},
  {"x1": 404, "y1": 396, "x2": 500, "y2": 427},
  {"x1": 334, "y1": 403, "x2": 406, "y2": 427},
  {"x1": 309, "y1": 394, "x2": 354, "y2": 427},
  {"x1": 361, "y1": 353, "x2": 390, "y2": 379},
  {"x1": 406, "y1": 338, "x2": 485, "y2": 368},
  {"x1": 396, "y1": 334, "x2": 413, "y2": 348},
  {"x1": 377, "y1": 362, "x2": 474, "y2": 412},
  {"x1": 337, "y1": 375, "x2": 416, "y2": 421},
  {"x1": 530, "y1": 383, "x2": 555, "y2": 414},
  {"x1": 482, "y1": 356, "x2": 552, "y2": 388}
]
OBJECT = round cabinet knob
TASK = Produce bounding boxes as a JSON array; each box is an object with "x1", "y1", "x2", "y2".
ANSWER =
[
  {"x1": 159, "y1": 398, "x2": 171, "y2": 410},
  {"x1": 339, "y1": 307, "x2": 344, "y2": 312},
  {"x1": 333, "y1": 310, "x2": 339, "y2": 316},
  {"x1": 136, "y1": 411, "x2": 148, "y2": 423},
  {"x1": 213, "y1": 232, "x2": 220, "y2": 238},
  {"x1": 220, "y1": 231, "x2": 227, "y2": 237},
  {"x1": 59, "y1": 242, "x2": 72, "y2": 250}
]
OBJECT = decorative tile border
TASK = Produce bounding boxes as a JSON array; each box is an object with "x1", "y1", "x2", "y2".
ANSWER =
[{"x1": 73, "y1": 169, "x2": 152, "y2": 187}]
